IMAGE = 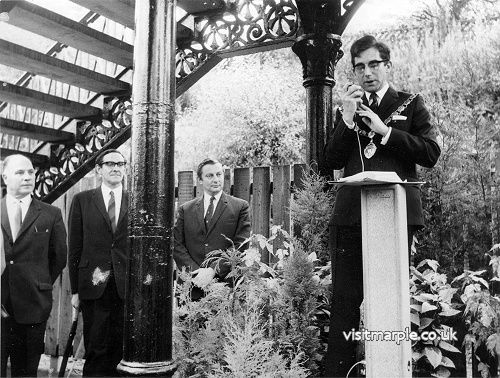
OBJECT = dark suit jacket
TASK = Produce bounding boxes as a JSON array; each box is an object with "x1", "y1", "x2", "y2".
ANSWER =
[
  {"x1": 68, "y1": 188, "x2": 128, "y2": 300},
  {"x1": 173, "y1": 192, "x2": 251, "y2": 273},
  {"x1": 1, "y1": 197, "x2": 67, "y2": 324},
  {"x1": 325, "y1": 86, "x2": 441, "y2": 226}
]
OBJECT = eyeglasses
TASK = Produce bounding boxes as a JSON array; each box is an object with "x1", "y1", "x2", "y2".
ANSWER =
[
  {"x1": 101, "y1": 161, "x2": 126, "y2": 168},
  {"x1": 353, "y1": 60, "x2": 388, "y2": 75}
]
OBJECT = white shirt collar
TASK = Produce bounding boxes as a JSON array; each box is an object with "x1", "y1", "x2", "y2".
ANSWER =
[
  {"x1": 101, "y1": 184, "x2": 123, "y2": 222},
  {"x1": 203, "y1": 190, "x2": 223, "y2": 214},
  {"x1": 366, "y1": 82, "x2": 389, "y2": 105},
  {"x1": 205, "y1": 190, "x2": 223, "y2": 201},
  {"x1": 101, "y1": 183, "x2": 122, "y2": 198},
  {"x1": 6, "y1": 193, "x2": 32, "y2": 222},
  {"x1": 6, "y1": 193, "x2": 32, "y2": 206}
]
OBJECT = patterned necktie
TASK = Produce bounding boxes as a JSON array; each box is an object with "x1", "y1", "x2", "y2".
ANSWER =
[
  {"x1": 11, "y1": 200, "x2": 22, "y2": 241},
  {"x1": 108, "y1": 191, "x2": 116, "y2": 233},
  {"x1": 204, "y1": 196, "x2": 215, "y2": 230},
  {"x1": 369, "y1": 92, "x2": 379, "y2": 113}
]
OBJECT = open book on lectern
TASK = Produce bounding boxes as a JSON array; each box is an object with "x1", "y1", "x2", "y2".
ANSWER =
[{"x1": 328, "y1": 171, "x2": 426, "y2": 186}]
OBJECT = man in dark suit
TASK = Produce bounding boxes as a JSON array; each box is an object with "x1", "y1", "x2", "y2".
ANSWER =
[
  {"x1": 1, "y1": 154, "x2": 67, "y2": 377},
  {"x1": 173, "y1": 158, "x2": 251, "y2": 294},
  {"x1": 68, "y1": 149, "x2": 128, "y2": 377},
  {"x1": 323, "y1": 35, "x2": 441, "y2": 376}
]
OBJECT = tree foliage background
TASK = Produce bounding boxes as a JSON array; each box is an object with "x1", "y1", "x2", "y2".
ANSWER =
[{"x1": 175, "y1": 0, "x2": 500, "y2": 275}]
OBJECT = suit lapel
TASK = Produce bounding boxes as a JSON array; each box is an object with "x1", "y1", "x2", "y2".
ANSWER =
[
  {"x1": 362, "y1": 94, "x2": 369, "y2": 107},
  {"x1": 196, "y1": 197, "x2": 205, "y2": 234},
  {"x1": 207, "y1": 193, "x2": 228, "y2": 235},
  {"x1": 377, "y1": 86, "x2": 400, "y2": 121},
  {"x1": 16, "y1": 199, "x2": 41, "y2": 240},
  {"x1": 1, "y1": 198, "x2": 12, "y2": 242},
  {"x1": 92, "y1": 188, "x2": 112, "y2": 231},
  {"x1": 117, "y1": 191, "x2": 128, "y2": 228}
]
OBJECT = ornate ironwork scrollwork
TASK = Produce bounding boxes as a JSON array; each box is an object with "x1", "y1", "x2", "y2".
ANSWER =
[
  {"x1": 175, "y1": 0, "x2": 298, "y2": 79},
  {"x1": 34, "y1": 98, "x2": 132, "y2": 199}
]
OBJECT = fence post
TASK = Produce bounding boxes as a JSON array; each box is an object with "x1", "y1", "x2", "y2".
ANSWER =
[{"x1": 252, "y1": 167, "x2": 271, "y2": 263}]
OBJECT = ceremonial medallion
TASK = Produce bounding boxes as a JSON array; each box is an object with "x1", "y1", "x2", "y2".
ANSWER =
[{"x1": 364, "y1": 140, "x2": 377, "y2": 159}]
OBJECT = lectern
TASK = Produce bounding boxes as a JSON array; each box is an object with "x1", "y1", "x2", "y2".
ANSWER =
[{"x1": 336, "y1": 172, "x2": 417, "y2": 378}]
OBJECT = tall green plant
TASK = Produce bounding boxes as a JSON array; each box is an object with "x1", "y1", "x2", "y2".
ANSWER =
[{"x1": 290, "y1": 169, "x2": 335, "y2": 264}]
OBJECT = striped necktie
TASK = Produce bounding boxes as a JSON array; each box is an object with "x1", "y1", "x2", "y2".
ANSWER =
[
  {"x1": 369, "y1": 92, "x2": 379, "y2": 113},
  {"x1": 204, "y1": 196, "x2": 215, "y2": 230},
  {"x1": 108, "y1": 191, "x2": 116, "y2": 233}
]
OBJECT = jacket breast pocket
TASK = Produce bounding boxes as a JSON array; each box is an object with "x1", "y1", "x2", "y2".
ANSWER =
[{"x1": 34, "y1": 230, "x2": 50, "y2": 239}]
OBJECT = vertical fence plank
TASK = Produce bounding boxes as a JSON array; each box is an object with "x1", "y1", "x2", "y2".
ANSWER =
[
  {"x1": 233, "y1": 168, "x2": 251, "y2": 202},
  {"x1": 223, "y1": 168, "x2": 231, "y2": 194},
  {"x1": 293, "y1": 164, "x2": 306, "y2": 192},
  {"x1": 271, "y1": 165, "x2": 291, "y2": 265},
  {"x1": 56, "y1": 178, "x2": 80, "y2": 357},
  {"x1": 53, "y1": 175, "x2": 95, "y2": 356},
  {"x1": 45, "y1": 184, "x2": 70, "y2": 355},
  {"x1": 45, "y1": 281, "x2": 61, "y2": 355},
  {"x1": 292, "y1": 164, "x2": 307, "y2": 238},
  {"x1": 252, "y1": 167, "x2": 271, "y2": 262},
  {"x1": 272, "y1": 165, "x2": 291, "y2": 233},
  {"x1": 196, "y1": 173, "x2": 203, "y2": 198},
  {"x1": 178, "y1": 171, "x2": 194, "y2": 206},
  {"x1": 44, "y1": 192, "x2": 65, "y2": 355}
]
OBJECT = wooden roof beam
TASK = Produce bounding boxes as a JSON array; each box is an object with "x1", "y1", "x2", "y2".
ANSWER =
[
  {"x1": 0, "y1": 81, "x2": 101, "y2": 119},
  {"x1": 0, "y1": 117, "x2": 75, "y2": 144},
  {"x1": 0, "y1": 1, "x2": 133, "y2": 67},
  {"x1": 0, "y1": 40, "x2": 130, "y2": 95},
  {"x1": 70, "y1": 0, "x2": 227, "y2": 25},
  {"x1": 70, "y1": 0, "x2": 135, "y2": 29}
]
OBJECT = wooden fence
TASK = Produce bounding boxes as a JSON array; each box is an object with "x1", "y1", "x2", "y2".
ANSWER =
[{"x1": 45, "y1": 163, "x2": 307, "y2": 356}]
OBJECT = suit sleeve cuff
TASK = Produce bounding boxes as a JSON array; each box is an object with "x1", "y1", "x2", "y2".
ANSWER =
[
  {"x1": 381, "y1": 127, "x2": 392, "y2": 145},
  {"x1": 343, "y1": 117, "x2": 355, "y2": 129}
]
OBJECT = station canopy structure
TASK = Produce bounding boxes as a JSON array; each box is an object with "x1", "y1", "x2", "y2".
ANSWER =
[{"x1": 0, "y1": 0, "x2": 364, "y2": 202}]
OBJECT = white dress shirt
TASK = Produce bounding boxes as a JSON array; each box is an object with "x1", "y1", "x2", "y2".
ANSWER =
[
  {"x1": 101, "y1": 184, "x2": 122, "y2": 226},
  {"x1": 365, "y1": 82, "x2": 392, "y2": 144},
  {"x1": 6, "y1": 193, "x2": 32, "y2": 233},
  {"x1": 364, "y1": 82, "x2": 389, "y2": 107},
  {"x1": 203, "y1": 190, "x2": 223, "y2": 218}
]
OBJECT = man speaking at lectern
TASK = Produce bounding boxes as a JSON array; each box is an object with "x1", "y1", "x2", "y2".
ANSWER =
[{"x1": 323, "y1": 35, "x2": 441, "y2": 376}]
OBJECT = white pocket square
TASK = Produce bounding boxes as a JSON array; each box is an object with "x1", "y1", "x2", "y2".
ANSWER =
[{"x1": 392, "y1": 115, "x2": 407, "y2": 121}]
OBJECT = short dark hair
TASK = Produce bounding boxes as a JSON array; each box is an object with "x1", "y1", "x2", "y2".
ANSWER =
[
  {"x1": 350, "y1": 35, "x2": 391, "y2": 67},
  {"x1": 196, "y1": 158, "x2": 221, "y2": 180},
  {"x1": 95, "y1": 149, "x2": 125, "y2": 166}
]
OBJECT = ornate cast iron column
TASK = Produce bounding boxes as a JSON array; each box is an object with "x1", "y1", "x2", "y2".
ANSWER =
[
  {"x1": 117, "y1": 0, "x2": 177, "y2": 376},
  {"x1": 292, "y1": 0, "x2": 364, "y2": 173}
]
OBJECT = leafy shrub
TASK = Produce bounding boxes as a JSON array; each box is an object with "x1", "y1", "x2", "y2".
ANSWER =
[
  {"x1": 410, "y1": 259, "x2": 463, "y2": 377},
  {"x1": 410, "y1": 248, "x2": 500, "y2": 377},
  {"x1": 173, "y1": 229, "x2": 328, "y2": 377}
]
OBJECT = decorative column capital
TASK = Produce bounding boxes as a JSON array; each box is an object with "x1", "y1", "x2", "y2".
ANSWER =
[{"x1": 292, "y1": 33, "x2": 343, "y2": 88}]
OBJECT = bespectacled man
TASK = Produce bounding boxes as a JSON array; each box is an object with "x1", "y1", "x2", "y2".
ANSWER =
[
  {"x1": 68, "y1": 149, "x2": 129, "y2": 377},
  {"x1": 323, "y1": 35, "x2": 441, "y2": 376}
]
